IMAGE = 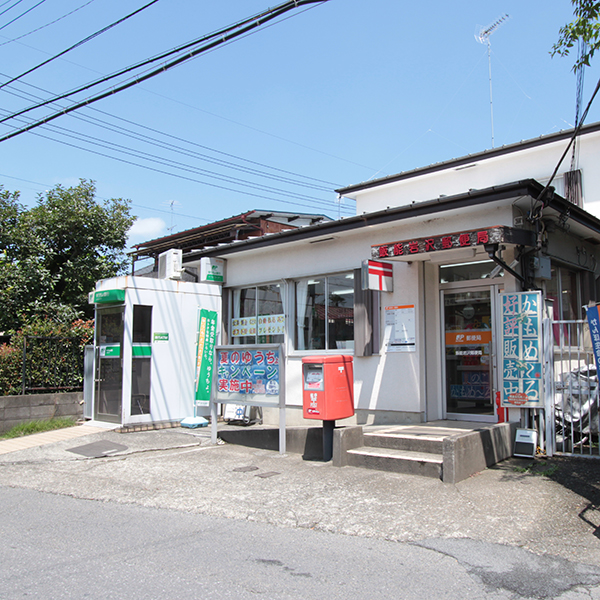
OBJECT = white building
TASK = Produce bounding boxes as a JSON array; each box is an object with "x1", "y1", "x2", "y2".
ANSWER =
[{"x1": 90, "y1": 123, "x2": 600, "y2": 434}]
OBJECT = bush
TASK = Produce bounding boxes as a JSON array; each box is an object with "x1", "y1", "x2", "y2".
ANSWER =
[
  {"x1": 0, "y1": 343, "x2": 21, "y2": 396},
  {"x1": 0, "y1": 317, "x2": 94, "y2": 396}
]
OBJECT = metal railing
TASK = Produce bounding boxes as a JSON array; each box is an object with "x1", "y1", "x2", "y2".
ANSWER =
[{"x1": 547, "y1": 319, "x2": 599, "y2": 457}]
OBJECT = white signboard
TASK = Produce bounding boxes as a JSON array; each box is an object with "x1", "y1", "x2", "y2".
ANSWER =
[
  {"x1": 385, "y1": 305, "x2": 416, "y2": 352},
  {"x1": 200, "y1": 257, "x2": 225, "y2": 283}
]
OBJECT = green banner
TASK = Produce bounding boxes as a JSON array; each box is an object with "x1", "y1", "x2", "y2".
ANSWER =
[
  {"x1": 100, "y1": 344, "x2": 120, "y2": 358},
  {"x1": 91, "y1": 289, "x2": 125, "y2": 304},
  {"x1": 132, "y1": 344, "x2": 152, "y2": 357},
  {"x1": 195, "y1": 309, "x2": 218, "y2": 405}
]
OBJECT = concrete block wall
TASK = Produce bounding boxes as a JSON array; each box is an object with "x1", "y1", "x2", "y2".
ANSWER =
[{"x1": 0, "y1": 392, "x2": 83, "y2": 434}]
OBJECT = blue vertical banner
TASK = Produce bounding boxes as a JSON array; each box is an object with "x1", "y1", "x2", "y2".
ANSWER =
[
  {"x1": 500, "y1": 291, "x2": 544, "y2": 408},
  {"x1": 586, "y1": 304, "x2": 600, "y2": 371}
]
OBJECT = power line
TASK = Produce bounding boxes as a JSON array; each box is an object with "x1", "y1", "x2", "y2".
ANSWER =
[
  {"x1": 0, "y1": 171, "x2": 214, "y2": 223},
  {"x1": 27, "y1": 126, "x2": 348, "y2": 214},
  {"x1": 36, "y1": 119, "x2": 346, "y2": 209},
  {"x1": 0, "y1": 0, "x2": 327, "y2": 129},
  {"x1": 0, "y1": 0, "x2": 97, "y2": 48},
  {"x1": 1, "y1": 78, "x2": 345, "y2": 198},
  {"x1": 0, "y1": 92, "x2": 347, "y2": 213},
  {"x1": 0, "y1": 0, "x2": 161, "y2": 90},
  {"x1": 0, "y1": 0, "x2": 26, "y2": 18},
  {"x1": 0, "y1": 0, "x2": 46, "y2": 33}
]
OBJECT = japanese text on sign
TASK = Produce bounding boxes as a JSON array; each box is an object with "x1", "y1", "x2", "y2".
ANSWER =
[
  {"x1": 500, "y1": 292, "x2": 543, "y2": 408},
  {"x1": 217, "y1": 348, "x2": 280, "y2": 397},
  {"x1": 195, "y1": 309, "x2": 218, "y2": 406}
]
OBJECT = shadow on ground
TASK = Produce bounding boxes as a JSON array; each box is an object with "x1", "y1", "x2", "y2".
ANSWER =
[{"x1": 492, "y1": 456, "x2": 600, "y2": 539}]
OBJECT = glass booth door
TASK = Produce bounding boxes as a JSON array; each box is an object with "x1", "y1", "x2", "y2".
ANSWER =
[
  {"x1": 442, "y1": 286, "x2": 500, "y2": 421},
  {"x1": 94, "y1": 307, "x2": 124, "y2": 423}
]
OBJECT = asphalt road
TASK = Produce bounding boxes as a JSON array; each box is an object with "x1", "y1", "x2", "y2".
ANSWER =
[
  {"x1": 1, "y1": 428, "x2": 600, "y2": 599},
  {"x1": 2, "y1": 486, "x2": 600, "y2": 600}
]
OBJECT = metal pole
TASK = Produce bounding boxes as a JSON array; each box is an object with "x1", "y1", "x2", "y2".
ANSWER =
[
  {"x1": 21, "y1": 337, "x2": 27, "y2": 395},
  {"x1": 488, "y1": 40, "x2": 495, "y2": 149},
  {"x1": 323, "y1": 420, "x2": 335, "y2": 461}
]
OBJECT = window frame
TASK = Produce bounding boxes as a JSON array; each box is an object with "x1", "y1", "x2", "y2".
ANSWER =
[
  {"x1": 294, "y1": 271, "x2": 357, "y2": 353},
  {"x1": 228, "y1": 282, "x2": 286, "y2": 346}
]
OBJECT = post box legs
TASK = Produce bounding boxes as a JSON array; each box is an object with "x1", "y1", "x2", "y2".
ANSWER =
[{"x1": 323, "y1": 419, "x2": 335, "y2": 461}]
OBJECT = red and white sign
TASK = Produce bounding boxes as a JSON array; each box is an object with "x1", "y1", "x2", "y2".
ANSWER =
[{"x1": 363, "y1": 259, "x2": 393, "y2": 292}]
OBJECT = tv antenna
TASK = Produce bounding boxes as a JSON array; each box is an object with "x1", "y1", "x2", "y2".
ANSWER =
[
  {"x1": 476, "y1": 14, "x2": 509, "y2": 148},
  {"x1": 163, "y1": 199, "x2": 180, "y2": 232}
]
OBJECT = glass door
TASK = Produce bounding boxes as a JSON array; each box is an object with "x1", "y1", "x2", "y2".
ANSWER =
[
  {"x1": 94, "y1": 308, "x2": 124, "y2": 423},
  {"x1": 442, "y1": 287, "x2": 499, "y2": 421}
]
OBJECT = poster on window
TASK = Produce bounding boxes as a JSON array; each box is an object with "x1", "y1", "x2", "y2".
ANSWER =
[
  {"x1": 384, "y1": 305, "x2": 416, "y2": 352},
  {"x1": 500, "y1": 291, "x2": 543, "y2": 408},
  {"x1": 214, "y1": 344, "x2": 283, "y2": 407}
]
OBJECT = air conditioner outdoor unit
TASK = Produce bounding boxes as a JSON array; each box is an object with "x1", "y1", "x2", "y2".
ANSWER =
[{"x1": 158, "y1": 249, "x2": 183, "y2": 280}]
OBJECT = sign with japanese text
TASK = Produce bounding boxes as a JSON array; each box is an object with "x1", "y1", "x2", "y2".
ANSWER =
[
  {"x1": 232, "y1": 314, "x2": 285, "y2": 337},
  {"x1": 200, "y1": 257, "x2": 225, "y2": 283},
  {"x1": 384, "y1": 305, "x2": 416, "y2": 352},
  {"x1": 500, "y1": 292, "x2": 543, "y2": 408},
  {"x1": 214, "y1": 344, "x2": 283, "y2": 407},
  {"x1": 586, "y1": 304, "x2": 600, "y2": 371},
  {"x1": 371, "y1": 226, "x2": 532, "y2": 259},
  {"x1": 195, "y1": 309, "x2": 218, "y2": 407}
]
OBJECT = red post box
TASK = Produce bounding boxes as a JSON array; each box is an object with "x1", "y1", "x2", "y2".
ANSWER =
[{"x1": 302, "y1": 355, "x2": 354, "y2": 420}]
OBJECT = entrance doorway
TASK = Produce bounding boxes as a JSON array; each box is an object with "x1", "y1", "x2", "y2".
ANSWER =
[
  {"x1": 94, "y1": 307, "x2": 123, "y2": 423},
  {"x1": 442, "y1": 285, "x2": 501, "y2": 422}
]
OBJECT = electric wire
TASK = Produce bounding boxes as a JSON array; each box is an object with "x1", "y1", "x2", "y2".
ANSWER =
[
  {"x1": 0, "y1": 171, "x2": 215, "y2": 224},
  {"x1": 0, "y1": 0, "x2": 323, "y2": 127},
  {"x1": 532, "y1": 73, "x2": 600, "y2": 219},
  {"x1": 1, "y1": 78, "x2": 345, "y2": 196},
  {"x1": 0, "y1": 0, "x2": 26, "y2": 17},
  {"x1": 0, "y1": 0, "x2": 46, "y2": 33},
  {"x1": 0, "y1": 0, "x2": 351, "y2": 214},
  {"x1": 0, "y1": 0, "x2": 161, "y2": 90},
  {"x1": 0, "y1": 91, "x2": 351, "y2": 214},
  {"x1": 27, "y1": 126, "x2": 346, "y2": 214},
  {"x1": 0, "y1": 4, "x2": 368, "y2": 174},
  {"x1": 0, "y1": 0, "x2": 96, "y2": 48},
  {"x1": 35, "y1": 119, "x2": 345, "y2": 208}
]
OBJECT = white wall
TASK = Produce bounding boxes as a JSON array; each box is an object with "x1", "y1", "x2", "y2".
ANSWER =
[
  {"x1": 95, "y1": 277, "x2": 221, "y2": 425},
  {"x1": 351, "y1": 129, "x2": 600, "y2": 219}
]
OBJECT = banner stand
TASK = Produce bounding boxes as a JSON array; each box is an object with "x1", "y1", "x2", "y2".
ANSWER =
[{"x1": 210, "y1": 344, "x2": 286, "y2": 454}]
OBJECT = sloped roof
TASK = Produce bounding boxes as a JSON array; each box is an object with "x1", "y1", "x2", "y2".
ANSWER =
[{"x1": 131, "y1": 209, "x2": 331, "y2": 261}]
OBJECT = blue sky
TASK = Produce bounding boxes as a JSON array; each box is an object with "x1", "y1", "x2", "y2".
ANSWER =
[{"x1": 0, "y1": 0, "x2": 597, "y2": 248}]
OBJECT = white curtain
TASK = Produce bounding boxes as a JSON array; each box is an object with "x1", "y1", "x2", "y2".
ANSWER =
[
  {"x1": 295, "y1": 280, "x2": 309, "y2": 350},
  {"x1": 232, "y1": 289, "x2": 241, "y2": 319}
]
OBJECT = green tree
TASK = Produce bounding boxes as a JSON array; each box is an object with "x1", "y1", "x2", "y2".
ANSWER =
[
  {"x1": 0, "y1": 180, "x2": 135, "y2": 331},
  {"x1": 553, "y1": 0, "x2": 600, "y2": 70}
]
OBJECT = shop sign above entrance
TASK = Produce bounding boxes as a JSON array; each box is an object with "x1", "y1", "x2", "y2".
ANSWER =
[
  {"x1": 88, "y1": 289, "x2": 125, "y2": 304},
  {"x1": 371, "y1": 225, "x2": 532, "y2": 259}
]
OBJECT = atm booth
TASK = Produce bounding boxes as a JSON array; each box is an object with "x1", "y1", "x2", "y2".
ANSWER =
[{"x1": 88, "y1": 274, "x2": 221, "y2": 427}]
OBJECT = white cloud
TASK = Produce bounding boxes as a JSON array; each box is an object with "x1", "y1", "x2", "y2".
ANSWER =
[{"x1": 127, "y1": 217, "x2": 166, "y2": 246}]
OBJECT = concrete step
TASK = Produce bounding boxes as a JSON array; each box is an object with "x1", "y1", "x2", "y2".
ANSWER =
[
  {"x1": 363, "y1": 431, "x2": 445, "y2": 454},
  {"x1": 346, "y1": 446, "x2": 443, "y2": 479}
]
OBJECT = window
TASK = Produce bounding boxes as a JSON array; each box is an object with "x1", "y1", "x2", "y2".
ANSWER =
[
  {"x1": 131, "y1": 305, "x2": 152, "y2": 415},
  {"x1": 230, "y1": 284, "x2": 285, "y2": 345},
  {"x1": 296, "y1": 273, "x2": 354, "y2": 351},
  {"x1": 439, "y1": 259, "x2": 501, "y2": 283},
  {"x1": 547, "y1": 266, "x2": 581, "y2": 321},
  {"x1": 132, "y1": 305, "x2": 152, "y2": 343}
]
